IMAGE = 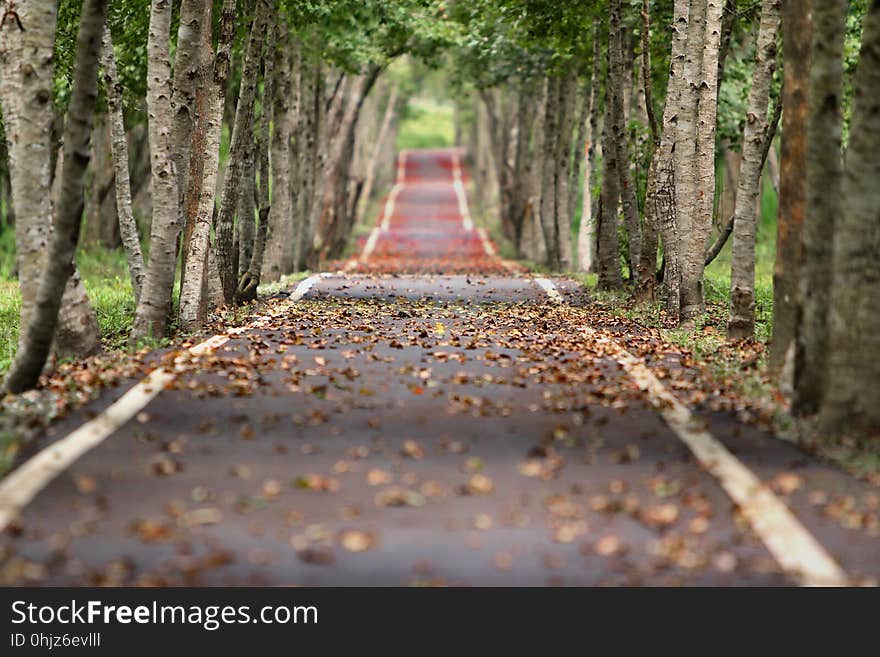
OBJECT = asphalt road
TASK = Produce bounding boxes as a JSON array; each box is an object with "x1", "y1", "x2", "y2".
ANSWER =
[{"x1": 1, "y1": 149, "x2": 877, "y2": 587}]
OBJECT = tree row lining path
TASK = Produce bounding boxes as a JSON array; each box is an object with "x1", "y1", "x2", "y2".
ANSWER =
[{"x1": 1, "y1": 149, "x2": 878, "y2": 586}]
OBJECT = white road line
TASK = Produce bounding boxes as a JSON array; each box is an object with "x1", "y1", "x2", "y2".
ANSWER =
[
  {"x1": 451, "y1": 150, "x2": 475, "y2": 232},
  {"x1": 396, "y1": 150, "x2": 408, "y2": 184},
  {"x1": 535, "y1": 277, "x2": 848, "y2": 587},
  {"x1": 534, "y1": 277, "x2": 564, "y2": 302},
  {"x1": 477, "y1": 229, "x2": 496, "y2": 257},
  {"x1": 359, "y1": 227, "x2": 382, "y2": 264},
  {"x1": 379, "y1": 183, "x2": 404, "y2": 233},
  {"x1": 0, "y1": 273, "x2": 331, "y2": 532}
]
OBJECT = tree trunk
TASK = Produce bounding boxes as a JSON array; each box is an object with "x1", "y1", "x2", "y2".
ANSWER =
[
  {"x1": 575, "y1": 70, "x2": 596, "y2": 272},
  {"x1": 101, "y1": 26, "x2": 145, "y2": 301},
  {"x1": 236, "y1": 22, "x2": 279, "y2": 302},
  {"x1": 555, "y1": 70, "x2": 578, "y2": 270},
  {"x1": 5, "y1": 0, "x2": 106, "y2": 393},
  {"x1": 178, "y1": 0, "x2": 235, "y2": 331},
  {"x1": 510, "y1": 78, "x2": 538, "y2": 255},
  {"x1": 578, "y1": 32, "x2": 603, "y2": 273},
  {"x1": 793, "y1": 0, "x2": 846, "y2": 416},
  {"x1": 0, "y1": 0, "x2": 99, "y2": 362},
  {"x1": 130, "y1": 0, "x2": 182, "y2": 341},
  {"x1": 644, "y1": 0, "x2": 690, "y2": 316},
  {"x1": 357, "y1": 81, "x2": 400, "y2": 226},
  {"x1": 295, "y1": 61, "x2": 324, "y2": 271},
  {"x1": 727, "y1": 0, "x2": 781, "y2": 339},
  {"x1": 236, "y1": 137, "x2": 256, "y2": 278},
  {"x1": 84, "y1": 117, "x2": 118, "y2": 248},
  {"x1": 214, "y1": 0, "x2": 272, "y2": 305},
  {"x1": 319, "y1": 69, "x2": 382, "y2": 260},
  {"x1": 237, "y1": 82, "x2": 272, "y2": 303},
  {"x1": 597, "y1": 56, "x2": 623, "y2": 290},
  {"x1": 300, "y1": 66, "x2": 333, "y2": 270},
  {"x1": 609, "y1": 0, "x2": 641, "y2": 283},
  {"x1": 539, "y1": 76, "x2": 560, "y2": 269},
  {"x1": 635, "y1": 0, "x2": 660, "y2": 299},
  {"x1": 262, "y1": 22, "x2": 295, "y2": 282},
  {"x1": 770, "y1": 2, "x2": 811, "y2": 373},
  {"x1": 170, "y1": 0, "x2": 205, "y2": 201},
  {"x1": 822, "y1": 2, "x2": 880, "y2": 434},
  {"x1": 677, "y1": 0, "x2": 723, "y2": 326}
]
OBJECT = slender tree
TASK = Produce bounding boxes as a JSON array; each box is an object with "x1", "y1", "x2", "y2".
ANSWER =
[
  {"x1": 609, "y1": 0, "x2": 641, "y2": 283},
  {"x1": 677, "y1": 0, "x2": 724, "y2": 326},
  {"x1": 130, "y1": 0, "x2": 182, "y2": 341},
  {"x1": 178, "y1": 0, "x2": 236, "y2": 330},
  {"x1": 100, "y1": 26, "x2": 145, "y2": 302},
  {"x1": 727, "y1": 0, "x2": 781, "y2": 339},
  {"x1": 597, "y1": 49, "x2": 623, "y2": 290},
  {"x1": 5, "y1": 0, "x2": 107, "y2": 392},
  {"x1": 215, "y1": 0, "x2": 272, "y2": 305},
  {"x1": 236, "y1": 21, "x2": 278, "y2": 303},
  {"x1": 0, "y1": 0, "x2": 99, "y2": 361}
]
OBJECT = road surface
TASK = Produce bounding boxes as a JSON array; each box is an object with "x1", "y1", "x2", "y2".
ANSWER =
[{"x1": 1, "y1": 149, "x2": 878, "y2": 586}]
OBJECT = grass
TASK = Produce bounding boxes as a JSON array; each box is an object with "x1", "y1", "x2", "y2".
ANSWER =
[
  {"x1": 0, "y1": 231, "x2": 315, "y2": 375},
  {"x1": 0, "y1": 242, "x2": 136, "y2": 372},
  {"x1": 397, "y1": 97, "x2": 455, "y2": 151}
]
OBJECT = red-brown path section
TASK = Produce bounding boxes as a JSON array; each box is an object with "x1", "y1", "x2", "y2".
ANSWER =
[
  {"x1": 340, "y1": 148, "x2": 520, "y2": 274},
  {"x1": 1, "y1": 149, "x2": 878, "y2": 587}
]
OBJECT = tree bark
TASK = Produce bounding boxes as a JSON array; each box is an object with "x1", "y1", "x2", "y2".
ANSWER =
[
  {"x1": 609, "y1": 0, "x2": 641, "y2": 283},
  {"x1": 177, "y1": 0, "x2": 235, "y2": 331},
  {"x1": 261, "y1": 21, "x2": 295, "y2": 282},
  {"x1": 634, "y1": 0, "x2": 660, "y2": 299},
  {"x1": 727, "y1": 0, "x2": 781, "y2": 340},
  {"x1": 555, "y1": 70, "x2": 578, "y2": 270},
  {"x1": 770, "y1": 1, "x2": 812, "y2": 373},
  {"x1": 131, "y1": 0, "x2": 182, "y2": 341},
  {"x1": 645, "y1": 0, "x2": 690, "y2": 315},
  {"x1": 170, "y1": 0, "x2": 205, "y2": 201},
  {"x1": 214, "y1": 0, "x2": 272, "y2": 305},
  {"x1": 101, "y1": 26, "x2": 145, "y2": 302},
  {"x1": 822, "y1": 2, "x2": 880, "y2": 434},
  {"x1": 539, "y1": 75, "x2": 560, "y2": 269},
  {"x1": 84, "y1": 117, "x2": 118, "y2": 248},
  {"x1": 5, "y1": 0, "x2": 106, "y2": 392},
  {"x1": 236, "y1": 22, "x2": 280, "y2": 302},
  {"x1": 295, "y1": 61, "x2": 324, "y2": 271},
  {"x1": 793, "y1": 0, "x2": 846, "y2": 416},
  {"x1": 357, "y1": 81, "x2": 400, "y2": 226},
  {"x1": 510, "y1": 77, "x2": 539, "y2": 256},
  {"x1": 236, "y1": 137, "x2": 256, "y2": 278},
  {"x1": 677, "y1": 0, "x2": 723, "y2": 326},
  {"x1": 318, "y1": 69, "x2": 382, "y2": 260},
  {"x1": 597, "y1": 55, "x2": 623, "y2": 290},
  {"x1": 578, "y1": 32, "x2": 604, "y2": 273},
  {"x1": 0, "y1": 0, "x2": 99, "y2": 361}
]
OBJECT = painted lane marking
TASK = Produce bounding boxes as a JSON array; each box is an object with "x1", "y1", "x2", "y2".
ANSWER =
[
  {"x1": 451, "y1": 150, "x2": 475, "y2": 232},
  {"x1": 360, "y1": 227, "x2": 382, "y2": 264},
  {"x1": 534, "y1": 277, "x2": 848, "y2": 587},
  {"x1": 396, "y1": 149, "x2": 408, "y2": 184},
  {"x1": 379, "y1": 183, "x2": 404, "y2": 233},
  {"x1": 534, "y1": 277, "x2": 564, "y2": 303},
  {"x1": 0, "y1": 273, "x2": 331, "y2": 532},
  {"x1": 477, "y1": 229, "x2": 496, "y2": 257},
  {"x1": 347, "y1": 150, "x2": 409, "y2": 271}
]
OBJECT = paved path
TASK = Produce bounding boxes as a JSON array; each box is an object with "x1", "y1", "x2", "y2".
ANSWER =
[{"x1": 1, "y1": 149, "x2": 878, "y2": 586}]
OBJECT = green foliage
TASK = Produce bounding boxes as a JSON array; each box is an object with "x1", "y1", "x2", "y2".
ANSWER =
[
  {"x1": 0, "y1": 246, "x2": 135, "y2": 372},
  {"x1": 397, "y1": 97, "x2": 454, "y2": 150}
]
